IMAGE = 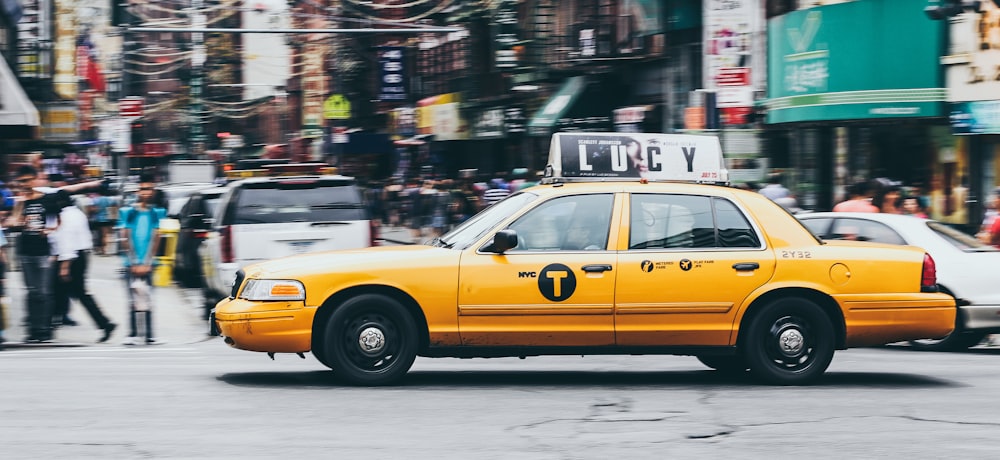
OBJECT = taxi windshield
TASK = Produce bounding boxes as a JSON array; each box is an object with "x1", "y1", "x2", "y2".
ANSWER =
[{"x1": 432, "y1": 192, "x2": 539, "y2": 250}]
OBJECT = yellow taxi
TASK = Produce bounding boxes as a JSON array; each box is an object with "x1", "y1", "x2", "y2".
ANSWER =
[{"x1": 212, "y1": 132, "x2": 955, "y2": 386}]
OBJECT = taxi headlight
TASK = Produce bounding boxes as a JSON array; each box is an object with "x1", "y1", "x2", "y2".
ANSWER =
[{"x1": 239, "y1": 279, "x2": 306, "y2": 301}]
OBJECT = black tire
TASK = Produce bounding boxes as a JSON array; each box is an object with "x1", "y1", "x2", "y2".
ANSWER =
[
  {"x1": 697, "y1": 355, "x2": 749, "y2": 373},
  {"x1": 910, "y1": 331, "x2": 988, "y2": 351},
  {"x1": 742, "y1": 297, "x2": 835, "y2": 385},
  {"x1": 323, "y1": 294, "x2": 417, "y2": 386}
]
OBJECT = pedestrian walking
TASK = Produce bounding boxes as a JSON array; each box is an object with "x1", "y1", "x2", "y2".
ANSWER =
[
  {"x1": 50, "y1": 191, "x2": 117, "y2": 343},
  {"x1": 832, "y1": 180, "x2": 879, "y2": 213},
  {"x1": 6, "y1": 166, "x2": 59, "y2": 343},
  {"x1": 117, "y1": 174, "x2": 167, "y2": 345},
  {"x1": 758, "y1": 173, "x2": 791, "y2": 201},
  {"x1": 482, "y1": 177, "x2": 511, "y2": 207}
]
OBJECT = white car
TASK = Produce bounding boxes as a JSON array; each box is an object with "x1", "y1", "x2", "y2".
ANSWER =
[
  {"x1": 200, "y1": 172, "x2": 376, "y2": 312},
  {"x1": 798, "y1": 212, "x2": 1000, "y2": 350}
]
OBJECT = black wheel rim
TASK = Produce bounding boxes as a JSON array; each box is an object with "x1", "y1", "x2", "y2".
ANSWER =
[
  {"x1": 341, "y1": 312, "x2": 402, "y2": 373},
  {"x1": 762, "y1": 314, "x2": 816, "y2": 372}
]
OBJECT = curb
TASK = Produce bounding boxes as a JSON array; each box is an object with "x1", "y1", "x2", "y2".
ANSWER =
[{"x1": 1, "y1": 342, "x2": 89, "y2": 349}]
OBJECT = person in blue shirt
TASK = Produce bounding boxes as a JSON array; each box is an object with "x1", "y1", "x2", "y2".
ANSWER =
[{"x1": 117, "y1": 174, "x2": 167, "y2": 345}]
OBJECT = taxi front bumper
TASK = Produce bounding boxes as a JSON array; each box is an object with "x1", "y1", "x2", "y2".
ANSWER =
[{"x1": 213, "y1": 298, "x2": 317, "y2": 353}]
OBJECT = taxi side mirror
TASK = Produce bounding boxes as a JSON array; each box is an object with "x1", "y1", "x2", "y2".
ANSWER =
[{"x1": 492, "y1": 229, "x2": 518, "y2": 254}]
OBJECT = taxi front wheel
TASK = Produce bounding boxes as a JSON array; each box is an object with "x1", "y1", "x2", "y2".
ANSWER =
[
  {"x1": 323, "y1": 294, "x2": 418, "y2": 386},
  {"x1": 742, "y1": 297, "x2": 835, "y2": 385}
]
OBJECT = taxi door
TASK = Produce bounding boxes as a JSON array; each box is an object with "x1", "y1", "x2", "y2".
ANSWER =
[
  {"x1": 458, "y1": 193, "x2": 621, "y2": 347},
  {"x1": 614, "y1": 193, "x2": 775, "y2": 346}
]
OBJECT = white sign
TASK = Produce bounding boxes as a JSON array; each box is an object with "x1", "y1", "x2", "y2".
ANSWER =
[
  {"x1": 108, "y1": 118, "x2": 131, "y2": 153},
  {"x1": 546, "y1": 132, "x2": 728, "y2": 183},
  {"x1": 945, "y1": 6, "x2": 1000, "y2": 102},
  {"x1": 703, "y1": 0, "x2": 760, "y2": 109}
]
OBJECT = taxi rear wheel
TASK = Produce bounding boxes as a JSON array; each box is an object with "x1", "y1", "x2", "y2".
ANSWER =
[
  {"x1": 743, "y1": 297, "x2": 834, "y2": 385},
  {"x1": 696, "y1": 355, "x2": 749, "y2": 373},
  {"x1": 324, "y1": 294, "x2": 418, "y2": 386}
]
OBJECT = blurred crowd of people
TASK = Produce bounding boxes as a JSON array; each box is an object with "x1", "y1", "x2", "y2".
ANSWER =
[
  {"x1": 749, "y1": 173, "x2": 1000, "y2": 248},
  {"x1": 0, "y1": 167, "x2": 166, "y2": 349},
  {"x1": 363, "y1": 168, "x2": 540, "y2": 240}
]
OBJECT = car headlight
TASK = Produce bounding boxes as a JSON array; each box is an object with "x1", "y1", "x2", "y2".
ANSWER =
[{"x1": 238, "y1": 279, "x2": 306, "y2": 301}]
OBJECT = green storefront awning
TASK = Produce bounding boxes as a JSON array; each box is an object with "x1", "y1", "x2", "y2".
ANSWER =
[{"x1": 528, "y1": 76, "x2": 587, "y2": 136}]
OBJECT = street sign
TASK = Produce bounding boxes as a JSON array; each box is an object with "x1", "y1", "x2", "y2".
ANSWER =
[
  {"x1": 323, "y1": 94, "x2": 351, "y2": 120},
  {"x1": 119, "y1": 97, "x2": 144, "y2": 119}
]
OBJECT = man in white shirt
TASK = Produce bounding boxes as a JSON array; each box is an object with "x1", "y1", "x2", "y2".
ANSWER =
[{"x1": 51, "y1": 191, "x2": 116, "y2": 343}]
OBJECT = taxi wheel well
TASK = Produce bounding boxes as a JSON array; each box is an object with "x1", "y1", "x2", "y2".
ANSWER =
[
  {"x1": 313, "y1": 286, "x2": 430, "y2": 353},
  {"x1": 738, "y1": 289, "x2": 846, "y2": 350}
]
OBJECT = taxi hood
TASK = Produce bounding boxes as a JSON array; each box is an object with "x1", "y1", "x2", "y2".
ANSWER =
[{"x1": 241, "y1": 244, "x2": 450, "y2": 279}]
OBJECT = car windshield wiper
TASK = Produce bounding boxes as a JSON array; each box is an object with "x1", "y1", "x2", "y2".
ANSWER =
[{"x1": 429, "y1": 237, "x2": 454, "y2": 248}]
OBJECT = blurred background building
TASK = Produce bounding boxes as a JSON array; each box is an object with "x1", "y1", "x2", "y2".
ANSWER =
[{"x1": 1, "y1": 0, "x2": 999, "y2": 231}]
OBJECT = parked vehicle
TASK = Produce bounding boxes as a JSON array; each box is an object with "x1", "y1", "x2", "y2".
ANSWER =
[
  {"x1": 200, "y1": 164, "x2": 375, "y2": 319},
  {"x1": 799, "y1": 212, "x2": 1000, "y2": 350}
]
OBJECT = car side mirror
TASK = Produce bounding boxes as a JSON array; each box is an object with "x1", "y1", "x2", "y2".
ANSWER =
[{"x1": 492, "y1": 229, "x2": 518, "y2": 254}]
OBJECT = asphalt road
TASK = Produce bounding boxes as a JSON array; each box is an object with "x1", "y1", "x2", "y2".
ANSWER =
[
  {"x1": 2, "y1": 342, "x2": 1000, "y2": 458},
  {"x1": 3, "y1": 233, "x2": 1000, "y2": 458}
]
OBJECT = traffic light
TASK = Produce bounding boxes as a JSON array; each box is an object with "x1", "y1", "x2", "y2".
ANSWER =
[{"x1": 924, "y1": 0, "x2": 998, "y2": 20}]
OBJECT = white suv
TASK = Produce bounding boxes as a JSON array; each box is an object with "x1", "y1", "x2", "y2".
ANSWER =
[{"x1": 200, "y1": 173, "x2": 375, "y2": 308}]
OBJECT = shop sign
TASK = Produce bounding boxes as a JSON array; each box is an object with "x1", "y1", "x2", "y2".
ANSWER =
[
  {"x1": 493, "y1": 0, "x2": 520, "y2": 69},
  {"x1": 119, "y1": 97, "x2": 144, "y2": 118},
  {"x1": 766, "y1": 0, "x2": 946, "y2": 123},
  {"x1": 416, "y1": 93, "x2": 462, "y2": 137},
  {"x1": 431, "y1": 102, "x2": 468, "y2": 141},
  {"x1": 505, "y1": 106, "x2": 526, "y2": 134},
  {"x1": 53, "y1": 0, "x2": 76, "y2": 99},
  {"x1": 323, "y1": 94, "x2": 351, "y2": 120},
  {"x1": 392, "y1": 107, "x2": 417, "y2": 136},
  {"x1": 684, "y1": 107, "x2": 705, "y2": 130},
  {"x1": 378, "y1": 47, "x2": 408, "y2": 101},
  {"x1": 472, "y1": 107, "x2": 505, "y2": 139},
  {"x1": 40, "y1": 104, "x2": 79, "y2": 142},
  {"x1": 614, "y1": 105, "x2": 650, "y2": 133},
  {"x1": 703, "y1": 0, "x2": 758, "y2": 108},
  {"x1": 950, "y1": 101, "x2": 1000, "y2": 135}
]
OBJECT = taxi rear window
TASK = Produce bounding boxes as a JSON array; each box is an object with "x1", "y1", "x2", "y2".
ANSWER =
[{"x1": 231, "y1": 184, "x2": 366, "y2": 224}]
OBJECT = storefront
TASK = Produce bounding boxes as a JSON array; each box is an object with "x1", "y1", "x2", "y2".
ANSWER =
[
  {"x1": 764, "y1": 0, "x2": 949, "y2": 211},
  {"x1": 943, "y1": 2, "x2": 1000, "y2": 230},
  {"x1": 0, "y1": 55, "x2": 40, "y2": 141}
]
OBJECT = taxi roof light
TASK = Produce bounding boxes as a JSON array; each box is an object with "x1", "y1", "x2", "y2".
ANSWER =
[{"x1": 541, "y1": 132, "x2": 729, "y2": 186}]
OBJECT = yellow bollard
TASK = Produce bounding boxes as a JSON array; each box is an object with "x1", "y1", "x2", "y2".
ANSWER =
[{"x1": 153, "y1": 218, "x2": 180, "y2": 287}]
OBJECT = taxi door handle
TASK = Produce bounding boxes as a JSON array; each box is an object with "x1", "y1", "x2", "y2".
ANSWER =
[
  {"x1": 582, "y1": 264, "x2": 613, "y2": 273},
  {"x1": 732, "y1": 262, "x2": 760, "y2": 271}
]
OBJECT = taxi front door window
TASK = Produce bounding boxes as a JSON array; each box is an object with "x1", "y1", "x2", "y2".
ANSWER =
[{"x1": 508, "y1": 194, "x2": 614, "y2": 251}]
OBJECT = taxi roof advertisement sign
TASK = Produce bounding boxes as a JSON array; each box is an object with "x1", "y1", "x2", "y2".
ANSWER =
[{"x1": 547, "y1": 133, "x2": 728, "y2": 183}]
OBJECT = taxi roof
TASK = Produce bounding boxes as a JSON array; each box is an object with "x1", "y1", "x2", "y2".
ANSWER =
[
  {"x1": 522, "y1": 178, "x2": 741, "y2": 200},
  {"x1": 543, "y1": 132, "x2": 728, "y2": 185}
]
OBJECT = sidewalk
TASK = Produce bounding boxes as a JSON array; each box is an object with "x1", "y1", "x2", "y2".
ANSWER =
[{"x1": 1, "y1": 253, "x2": 210, "y2": 349}]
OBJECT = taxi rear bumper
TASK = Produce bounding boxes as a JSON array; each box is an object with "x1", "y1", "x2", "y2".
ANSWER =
[
  {"x1": 213, "y1": 298, "x2": 317, "y2": 353},
  {"x1": 839, "y1": 293, "x2": 956, "y2": 347}
]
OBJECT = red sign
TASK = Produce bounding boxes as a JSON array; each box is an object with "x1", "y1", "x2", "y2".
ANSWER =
[
  {"x1": 119, "y1": 97, "x2": 145, "y2": 118},
  {"x1": 715, "y1": 67, "x2": 750, "y2": 87},
  {"x1": 721, "y1": 107, "x2": 752, "y2": 125}
]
